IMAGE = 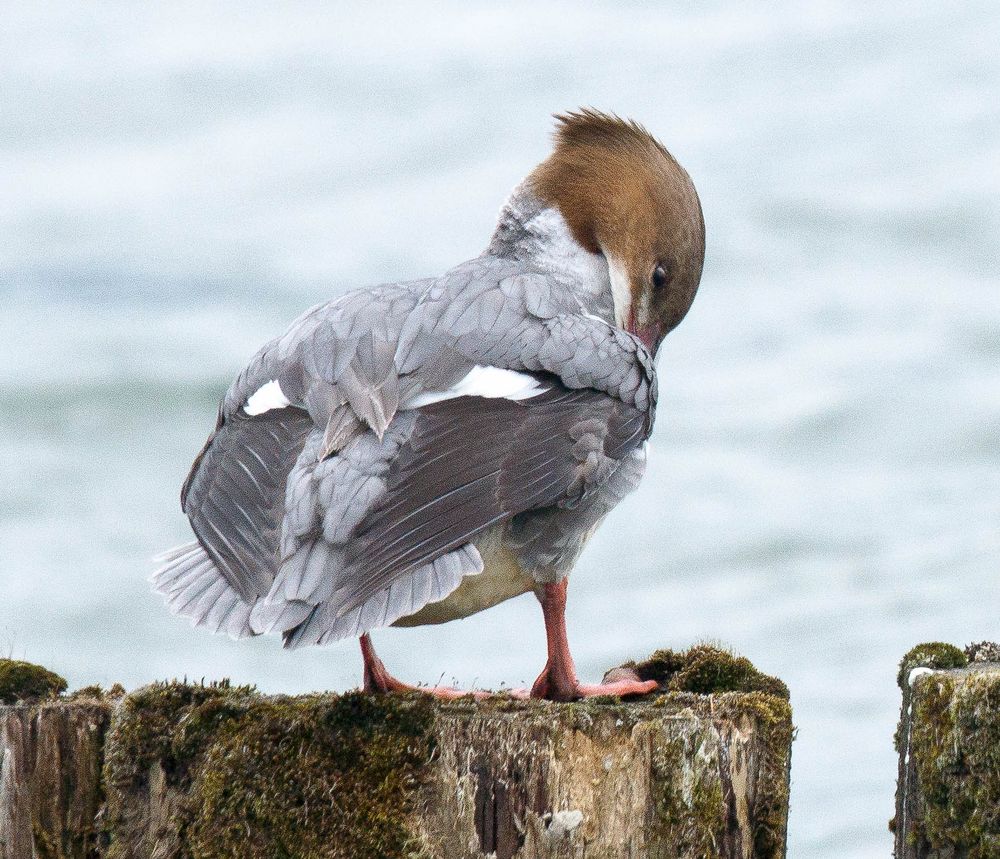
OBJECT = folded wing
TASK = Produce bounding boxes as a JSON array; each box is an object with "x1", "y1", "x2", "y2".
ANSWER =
[
  {"x1": 268, "y1": 381, "x2": 648, "y2": 647},
  {"x1": 154, "y1": 262, "x2": 657, "y2": 645}
]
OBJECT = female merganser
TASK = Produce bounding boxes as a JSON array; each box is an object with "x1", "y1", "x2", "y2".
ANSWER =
[{"x1": 154, "y1": 109, "x2": 705, "y2": 701}]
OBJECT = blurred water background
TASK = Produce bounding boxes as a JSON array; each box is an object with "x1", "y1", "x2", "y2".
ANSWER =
[{"x1": 2, "y1": 2, "x2": 998, "y2": 855}]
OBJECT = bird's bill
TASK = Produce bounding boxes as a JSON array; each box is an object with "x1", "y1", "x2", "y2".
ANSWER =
[{"x1": 627, "y1": 317, "x2": 664, "y2": 354}]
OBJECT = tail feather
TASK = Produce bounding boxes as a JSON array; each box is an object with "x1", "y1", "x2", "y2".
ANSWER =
[
  {"x1": 151, "y1": 542, "x2": 256, "y2": 639},
  {"x1": 280, "y1": 542, "x2": 483, "y2": 649}
]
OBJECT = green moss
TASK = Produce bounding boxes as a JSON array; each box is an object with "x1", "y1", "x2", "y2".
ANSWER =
[
  {"x1": 189, "y1": 692, "x2": 435, "y2": 859},
  {"x1": 104, "y1": 683, "x2": 435, "y2": 859},
  {"x1": 908, "y1": 669, "x2": 1000, "y2": 857},
  {"x1": 0, "y1": 658, "x2": 67, "y2": 704},
  {"x1": 628, "y1": 647, "x2": 689, "y2": 685},
  {"x1": 103, "y1": 680, "x2": 259, "y2": 858},
  {"x1": 897, "y1": 642, "x2": 967, "y2": 690},
  {"x1": 894, "y1": 643, "x2": 969, "y2": 757},
  {"x1": 100, "y1": 653, "x2": 792, "y2": 858},
  {"x1": 68, "y1": 684, "x2": 105, "y2": 701},
  {"x1": 105, "y1": 680, "x2": 256, "y2": 796},
  {"x1": 627, "y1": 644, "x2": 789, "y2": 700}
]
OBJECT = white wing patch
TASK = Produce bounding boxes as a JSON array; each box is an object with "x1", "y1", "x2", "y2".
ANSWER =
[
  {"x1": 244, "y1": 379, "x2": 292, "y2": 416},
  {"x1": 404, "y1": 365, "x2": 548, "y2": 410}
]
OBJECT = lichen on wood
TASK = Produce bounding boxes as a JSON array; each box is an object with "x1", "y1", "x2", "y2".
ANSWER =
[
  {"x1": 893, "y1": 641, "x2": 1000, "y2": 859},
  {"x1": 412, "y1": 691, "x2": 791, "y2": 859}
]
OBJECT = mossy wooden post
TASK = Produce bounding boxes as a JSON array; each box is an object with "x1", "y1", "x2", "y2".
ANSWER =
[
  {"x1": 2, "y1": 647, "x2": 793, "y2": 859},
  {"x1": 893, "y1": 642, "x2": 1000, "y2": 858},
  {"x1": 1, "y1": 659, "x2": 110, "y2": 859}
]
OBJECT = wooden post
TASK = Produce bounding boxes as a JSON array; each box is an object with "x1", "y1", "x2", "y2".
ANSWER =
[
  {"x1": 893, "y1": 642, "x2": 1000, "y2": 858},
  {"x1": 0, "y1": 700, "x2": 110, "y2": 859},
  {"x1": 1, "y1": 648, "x2": 793, "y2": 858}
]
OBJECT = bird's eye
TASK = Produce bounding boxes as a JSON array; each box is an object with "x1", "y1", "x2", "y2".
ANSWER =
[{"x1": 652, "y1": 264, "x2": 669, "y2": 290}]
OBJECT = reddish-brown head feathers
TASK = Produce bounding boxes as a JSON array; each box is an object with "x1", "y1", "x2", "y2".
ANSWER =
[{"x1": 529, "y1": 109, "x2": 705, "y2": 349}]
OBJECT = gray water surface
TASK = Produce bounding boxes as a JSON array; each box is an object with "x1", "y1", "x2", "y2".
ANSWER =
[{"x1": 2, "y1": 3, "x2": 999, "y2": 856}]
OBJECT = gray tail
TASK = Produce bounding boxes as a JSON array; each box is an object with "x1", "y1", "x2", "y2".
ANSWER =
[{"x1": 151, "y1": 541, "x2": 257, "y2": 639}]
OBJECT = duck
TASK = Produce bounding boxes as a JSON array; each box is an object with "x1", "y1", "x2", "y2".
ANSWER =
[{"x1": 153, "y1": 109, "x2": 705, "y2": 701}]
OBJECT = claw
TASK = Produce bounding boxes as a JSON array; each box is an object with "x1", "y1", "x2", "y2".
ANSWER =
[{"x1": 360, "y1": 634, "x2": 490, "y2": 700}]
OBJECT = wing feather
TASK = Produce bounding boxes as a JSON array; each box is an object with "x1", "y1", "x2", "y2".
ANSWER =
[
  {"x1": 291, "y1": 383, "x2": 648, "y2": 634},
  {"x1": 181, "y1": 406, "x2": 313, "y2": 601}
]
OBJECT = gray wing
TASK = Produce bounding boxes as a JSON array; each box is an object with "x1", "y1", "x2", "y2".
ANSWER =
[
  {"x1": 179, "y1": 405, "x2": 313, "y2": 601},
  {"x1": 257, "y1": 381, "x2": 649, "y2": 648},
  {"x1": 506, "y1": 442, "x2": 647, "y2": 579},
  {"x1": 153, "y1": 285, "x2": 424, "y2": 629},
  {"x1": 155, "y1": 258, "x2": 656, "y2": 644},
  {"x1": 344, "y1": 386, "x2": 648, "y2": 604},
  {"x1": 395, "y1": 258, "x2": 657, "y2": 413}
]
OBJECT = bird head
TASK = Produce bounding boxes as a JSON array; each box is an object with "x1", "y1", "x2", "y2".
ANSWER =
[{"x1": 529, "y1": 109, "x2": 705, "y2": 354}]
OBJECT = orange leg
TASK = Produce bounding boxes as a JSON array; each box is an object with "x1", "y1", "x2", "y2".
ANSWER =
[
  {"x1": 359, "y1": 579, "x2": 658, "y2": 702},
  {"x1": 528, "y1": 579, "x2": 659, "y2": 701}
]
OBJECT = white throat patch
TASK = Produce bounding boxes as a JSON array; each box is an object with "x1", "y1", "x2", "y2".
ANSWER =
[
  {"x1": 605, "y1": 256, "x2": 633, "y2": 328},
  {"x1": 520, "y1": 207, "x2": 614, "y2": 322}
]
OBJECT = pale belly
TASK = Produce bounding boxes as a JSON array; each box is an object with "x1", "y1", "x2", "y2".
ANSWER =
[{"x1": 391, "y1": 526, "x2": 538, "y2": 627}]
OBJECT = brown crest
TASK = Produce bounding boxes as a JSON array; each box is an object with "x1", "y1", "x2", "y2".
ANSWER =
[{"x1": 529, "y1": 109, "x2": 705, "y2": 345}]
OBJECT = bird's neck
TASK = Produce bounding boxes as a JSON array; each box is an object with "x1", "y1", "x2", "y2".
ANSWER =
[{"x1": 486, "y1": 183, "x2": 616, "y2": 325}]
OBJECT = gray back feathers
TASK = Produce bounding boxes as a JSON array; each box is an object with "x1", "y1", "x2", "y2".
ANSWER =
[{"x1": 154, "y1": 255, "x2": 656, "y2": 646}]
